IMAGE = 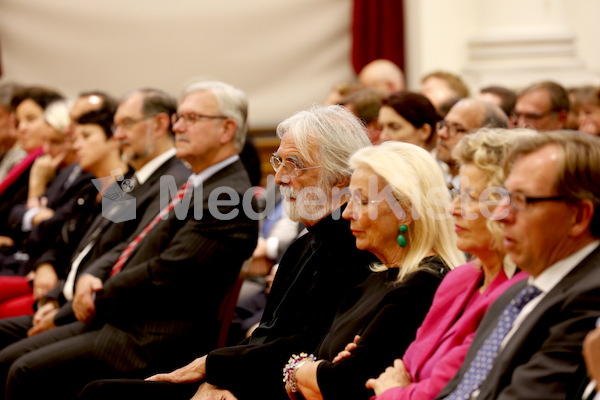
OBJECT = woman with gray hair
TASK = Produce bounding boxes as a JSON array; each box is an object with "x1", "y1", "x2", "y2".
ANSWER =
[
  {"x1": 284, "y1": 141, "x2": 465, "y2": 400},
  {"x1": 362, "y1": 128, "x2": 534, "y2": 400}
]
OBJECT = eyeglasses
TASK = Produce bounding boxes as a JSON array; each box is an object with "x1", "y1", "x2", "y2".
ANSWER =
[
  {"x1": 511, "y1": 111, "x2": 554, "y2": 124},
  {"x1": 436, "y1": 120, "x2": 471, "y2": 137},
  {"x1": 270, "y1": 155, "x2": 321, "y2": 177},
  {"x1": 499, "y1": 190, "x2": 565, "y2": 211},
  {"x1": 343, "y1": 192, "x2": 384, "y2": 208},
  {"x1": 112, "y1": 115, "x2": 153, "y2": 132},
  {"x1": 171, "y1": 112, "x2": 228, "y2": 126}
]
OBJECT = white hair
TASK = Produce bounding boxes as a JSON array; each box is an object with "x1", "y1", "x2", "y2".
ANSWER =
[{"x1": 183, "y1": 80, "x2": 248, "y2": 152}]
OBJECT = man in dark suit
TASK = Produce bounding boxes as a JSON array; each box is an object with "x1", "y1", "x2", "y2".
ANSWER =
[
  {"x1": 75, "y1": 104, "x2": 376, "y2": 400},
  {"x1": 0, "y1": 81, "x2": 257, "y2": 400},
  {"x1": 0, "y1": 88, "x2": 190, "y2": 337},
  {"x1": 436, "y1": 130, "x2": 600, "y2": 400}
]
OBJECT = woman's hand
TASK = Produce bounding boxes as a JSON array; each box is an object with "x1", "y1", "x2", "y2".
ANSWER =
[
  {"x1": 366, "y1": 358, "x2": 412, "y2": 396},
  {"x1": 332, "y1": 335, "x2": 360, "y2": 363}
]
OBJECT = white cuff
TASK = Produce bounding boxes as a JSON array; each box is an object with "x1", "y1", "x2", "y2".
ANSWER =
[{"x1": 22, "y1": 207, "x2": 41, "y2": 232}]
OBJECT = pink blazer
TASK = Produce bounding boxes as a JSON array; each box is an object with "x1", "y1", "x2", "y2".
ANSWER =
[{"x1": 376, "y1": 262, "x2": 527, "y2": 400}]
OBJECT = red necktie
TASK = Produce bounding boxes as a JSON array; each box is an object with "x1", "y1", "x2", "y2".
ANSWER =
[{"x1": 110, "y1": 181, "x2": 192, "y2": 276}]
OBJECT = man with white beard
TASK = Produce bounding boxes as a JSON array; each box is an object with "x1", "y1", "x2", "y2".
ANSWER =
[{"x1": 79, "y1": 104, "x2": 377, "y2": 400}]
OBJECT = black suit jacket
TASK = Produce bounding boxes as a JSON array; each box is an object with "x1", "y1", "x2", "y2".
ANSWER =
[
  {"x1": 43, "y1": 155, "x2": 191, "y2": 324},
  {"x1": 79, "y1": 159, "x2": 258, "y2": 373},
  {"x1": 205, "y1": 209, "x2": 376, "y2": 400},
  {"x1": 437, "y1": 244, "x2": 600, "y2": 400}
]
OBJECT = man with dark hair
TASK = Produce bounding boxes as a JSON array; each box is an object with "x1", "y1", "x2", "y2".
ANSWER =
[
  {"x1": 478, "y1": 85, "x2": 518, "y2": 120},
  {"x1": 437, "y1": 131, "x2": 600, "y2": 400},
  {"x1": 513, "y1": 80, "x2": 569, "y2": 130}
]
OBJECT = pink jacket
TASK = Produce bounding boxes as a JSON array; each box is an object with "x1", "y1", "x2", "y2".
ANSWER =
[{"x1": 376, "y1": 262, "x2": 527, "y2": 400}]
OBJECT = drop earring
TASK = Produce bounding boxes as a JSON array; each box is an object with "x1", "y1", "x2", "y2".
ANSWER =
[{"x1": 397, "y1": 224, "x2": 408, "y2": 247}]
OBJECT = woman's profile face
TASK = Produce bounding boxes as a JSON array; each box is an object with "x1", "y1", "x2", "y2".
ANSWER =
[
  {"x1": 15, "y1": 99, "x2": 53, "y2": 152},
  {"x1": 450, "y1": 164, "x2": 496, "y2": 257},
  {"x1": 378, "y1": 106, "x2": 429, "y2": 148},
  {"x1": 342, "y1": 167, "x2": 406, "y2": 260}
]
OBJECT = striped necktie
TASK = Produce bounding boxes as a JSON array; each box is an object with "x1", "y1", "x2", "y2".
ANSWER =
[
  {"x1": 110, "y1": 181, "x2": 192, "y2": 276},
  {"x1": 445, "y1": 285, "x2": 542, "y2": 400}
]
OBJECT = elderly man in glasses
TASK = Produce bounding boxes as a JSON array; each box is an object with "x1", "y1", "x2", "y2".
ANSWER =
[
  {"x1": 0, "y1": 81, "x2": 258, "y2": 400},
  {"x1": 77, "y1": 104, "x2": 376, "y2": 400},
  {"x1": 436, "y1": 130, "x2": 600, "y2": 400},
  {"x1": 436, "y1": 99, "x2": 508, "y2": 191}
]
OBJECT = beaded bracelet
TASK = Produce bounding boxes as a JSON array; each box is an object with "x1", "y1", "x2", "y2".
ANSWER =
[{"x1": 283, "y1": 352, "x2": 317, "y2": 393}]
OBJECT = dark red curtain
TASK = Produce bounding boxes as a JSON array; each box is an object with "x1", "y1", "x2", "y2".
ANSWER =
[{"x1": 352, "y1": 0, "x2": 405, "y2": 74}]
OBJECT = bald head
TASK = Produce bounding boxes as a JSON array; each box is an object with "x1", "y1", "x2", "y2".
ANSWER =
[{"x1": 358, "y1": 59, "x2": 405, "y2": 94}]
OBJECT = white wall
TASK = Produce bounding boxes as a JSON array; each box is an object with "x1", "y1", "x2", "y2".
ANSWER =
[
  {"x1": 404, "y1": 0, "x2": 600, "y2": 92},
  {"x1": 2, "y1": 0, "x2": 600, "y2": 127},
  {"x1": 0, "y1": 0, "x2": 355, "y2": 128}
]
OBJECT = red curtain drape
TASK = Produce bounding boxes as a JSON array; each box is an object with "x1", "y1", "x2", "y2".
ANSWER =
[{"x1": 352, "y1": 0, "x2": 405, "y2": 75}]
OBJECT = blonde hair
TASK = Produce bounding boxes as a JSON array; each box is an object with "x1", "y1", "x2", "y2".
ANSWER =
[
  {"x1": 350, "y1": 141, "x2": 465, "y2": 281},
  {"x1": 453, "y1": 128, "x2": 537, "y2": 250}
]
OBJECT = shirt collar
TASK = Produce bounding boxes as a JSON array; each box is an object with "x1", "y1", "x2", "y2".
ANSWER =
[
  {"x1": 188, "y1": 154, "x2": 239, "y2": 188},
  {"x1": 529, "y1": 240, "x2": 600, "y2": 293},
  {"x1": 133, "y1": 148, "x2": 177, "y2": 185}
]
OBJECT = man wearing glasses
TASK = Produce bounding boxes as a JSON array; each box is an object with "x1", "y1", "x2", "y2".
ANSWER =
[
  {"x1": 436, "y1": 99, "x2": 508, "y2": 190},
  {"x1": 0, "y1": 81, "x2": 258, "y2": 399},
  {"x1": 437, "y1": 130, "x2": 600, "y2": 400},
  {"x1": 77, "y1": 104, "x2": 376, "y2": 400},
  {"x1": 512, "y1": 80, "x2": 569, "y2": 131}
]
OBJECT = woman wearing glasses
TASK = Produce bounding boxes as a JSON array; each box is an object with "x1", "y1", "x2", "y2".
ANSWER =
[
  {"x1": 283, "y1": 141, "x2": 465, "y2": 400},
  {"x1": 362, "y1": 128, "x2": 534, "y2": 400}
]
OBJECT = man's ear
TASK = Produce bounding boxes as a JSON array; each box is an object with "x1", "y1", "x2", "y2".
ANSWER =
[
  {"x1": 220, "y1": 119, "x2": 237, "y2": 145},
  {"x1": 153, "y1": 113, "x2": 171, "y2": 137},
  {"x1": 569, "y1": 199, "x2": 595, "y2": 238}
]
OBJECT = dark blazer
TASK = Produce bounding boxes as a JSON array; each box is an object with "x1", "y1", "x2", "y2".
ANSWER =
[
  {"x1": 6, "y1": 163, "x2": 95, "y2": 247},
  {"x1": 205, "y1": 209, "x2": 376, "y2": 400},
  {"x1": 437, "y1": 244, "x2": 600, "y2": 400},
  {"x1": 44, "y1": 155, "x2": 191, "y2": 324},
  {"x1": 80, "y1": 158, "x2": 258, "y2": 373}
]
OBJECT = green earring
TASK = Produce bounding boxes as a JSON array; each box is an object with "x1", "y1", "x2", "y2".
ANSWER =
[{"x1": 397, "y1": 224, "x2": 408, "y2": 247}]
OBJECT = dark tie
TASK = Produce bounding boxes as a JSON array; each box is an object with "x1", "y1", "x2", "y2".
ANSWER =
[
  {"x1": 110, "y1": 181, "x2": 191, "y2": 276},
  {"x1": 445, "y1": 285, "x2": 542, "y2": 400}
]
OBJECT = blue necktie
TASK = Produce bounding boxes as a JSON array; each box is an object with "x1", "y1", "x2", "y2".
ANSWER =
[{"x1": 445, "y1": 285, "x2": 542, "y2": 400}]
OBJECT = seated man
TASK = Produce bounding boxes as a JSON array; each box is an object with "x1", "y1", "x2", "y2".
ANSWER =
[
  {"x1": 0, "y1": 80, "x2": 258, "y2": 400},
  {"x1": 437, "y1": 131, "x2": 600, "y2": 400},
  {"x1": 78, "y1": 104, "x2": 377, "y2": 400}
]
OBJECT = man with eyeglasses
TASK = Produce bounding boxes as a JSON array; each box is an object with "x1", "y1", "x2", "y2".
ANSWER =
[
  {"x1": 436, "y1": 130, "x2": 600, "y2": 400},
  {"x1": 76, "y1": 104, "x2": 376, "y2": 400},
  {"x1": 436, "y1": 99, "x2": 508, "y2": 190},
  {"x1": 512, "y1": 80, "x2": 569, "y2": 131},
  {"x1": 0, "y1": 82, "x2": 258, "y2": 400}
]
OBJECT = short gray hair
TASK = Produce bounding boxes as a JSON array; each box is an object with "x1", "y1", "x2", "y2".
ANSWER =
[
  {"x1": 276, "y1": 104, "x2": 371, "y2": 187},
  {"x1": 480, "y1": 100, "x2": 509, "y2": 129},
  {"x1": 183, "y1": 80, "x2": 248, "y2": 152}
]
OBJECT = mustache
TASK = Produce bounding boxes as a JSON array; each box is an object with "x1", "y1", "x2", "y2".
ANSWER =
[
  {"x1": 175, "y1": 134, "x2": 190, "y2": 142},
  {"x1": 280, "y1": 185, "x2": 297, "y2": 199}
]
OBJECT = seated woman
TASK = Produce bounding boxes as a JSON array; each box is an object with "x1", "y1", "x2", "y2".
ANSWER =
[
  {"x1": 361, "y1": 128, "x2": 535, "y2": 400},
  {"x1": 284, "y1": 141, "x2": 465, "y2": 400},
  {"x1": 377, "y1": 91, "x2": 441, "y2": 152},
  {"x1": 0, "y1": 105, "x2": 126, "y2": 319}
]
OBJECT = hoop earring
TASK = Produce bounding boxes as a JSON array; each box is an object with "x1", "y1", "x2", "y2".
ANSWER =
[{"x1": 397, "y1": 224, "x2": 408, "y2": 247}]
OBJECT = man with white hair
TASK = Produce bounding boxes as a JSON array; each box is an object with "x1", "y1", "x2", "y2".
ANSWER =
[{"x1": 77, "y1": 104, "x2": 377, "y2": 400}]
